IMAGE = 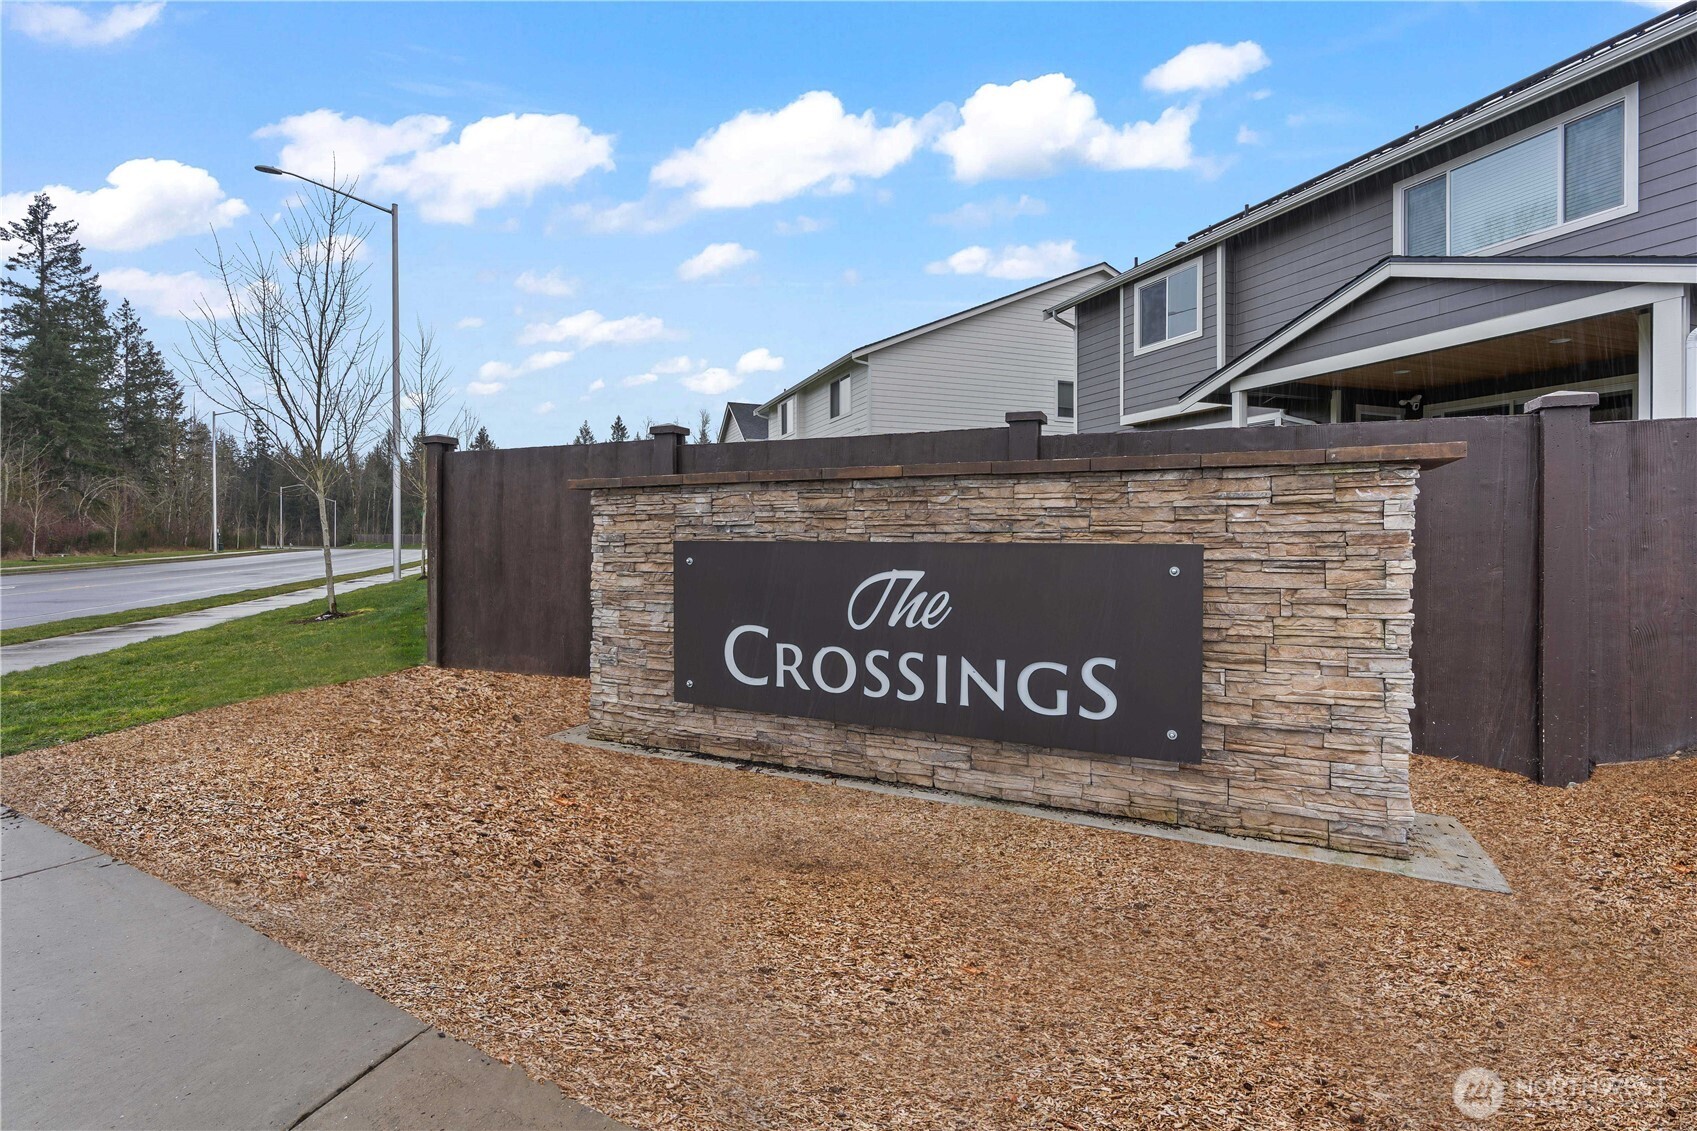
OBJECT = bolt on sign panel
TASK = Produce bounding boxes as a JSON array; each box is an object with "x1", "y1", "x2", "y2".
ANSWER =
[{"x1": 673, "y1": 541, "x2": 1203, "y2": 763}]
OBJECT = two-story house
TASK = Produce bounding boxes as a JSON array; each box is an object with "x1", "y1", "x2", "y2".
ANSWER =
[
  {"x1": 726, "y1": 263, "x2": 1116, "y2": 441},
  {"x1": 1051, "y1": 5, "x2": 1697, "y2": 430}
]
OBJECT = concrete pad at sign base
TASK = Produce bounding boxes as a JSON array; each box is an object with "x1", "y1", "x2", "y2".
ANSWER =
[
  {"x1": 1, "y1": 812, "x2": 426, "y2": 1130},
  {"x1": 298, "y1": 1030, "x2": 632, "y2": 1130}
]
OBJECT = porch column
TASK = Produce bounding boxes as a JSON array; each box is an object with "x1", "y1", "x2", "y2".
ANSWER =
[
  {"x1": 1641, "y1": 292, "x2": 1692, "y2": 418},
  {"x1": 1231, "y1": 390, "x2": 1250, "y2": 427}
]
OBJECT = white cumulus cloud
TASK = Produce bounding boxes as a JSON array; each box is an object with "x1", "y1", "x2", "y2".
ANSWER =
[
  {"x1": 9, "y1": 1, "x2": 163, "y2": 46},
  {"x1": 255, "y1": 109, "x2": 614, "y2": 224},
  {"x1": 514, "y1": 268, "x2": 578, "y2": 297},
  {"x1": 455, "y1": 316, "x2": 485, "y2": 329},
  {"x1": 926, "y1": 239, "x2": 1083, "y2": 280},
  {"x1": 476, "y1": 350, "x2": 574, "y2": 381},
  {"x1": 535, "y1": 401, "x2": 556, "y2": 415},
  {"x1": 467, "y1": 380, "x2": 505, "y2": 396},
  {"x1": 651, "y1": 91, "x2": 924, "y2": 209},
  {"x1": 1143, "y1": 41, "x2": 1270, "y2": 94},
  {"x1": 2, "y1": 159, "x2": 248, "y2": 251},
  {"x1": 519, "y1": 310, "x2": 669, "y2": 347},
  {"x1": 677, "y1": 242, "x2": 759, "y2": 281},
  {"x1": 681, "y1": 366, "x2": 741, "y2": 395},
  {"x1": 735, "y1": 348, "x2": 784, "y2": 375},
  {"x1": 651, "y1": 355, "x2": 696, "y2": 374},
  {"x1": 620, "y1": 372, "x2": 659, "y2": 387},
  {"x1": 102, "y1": 266, "x2": 228, "y2": 319},
  {"x1": 1236, "y1": 125, "x2": 1265, "y2": 146},
  {"x1": 934, "y1": 74, "x2": 1196, "y2": 181}
]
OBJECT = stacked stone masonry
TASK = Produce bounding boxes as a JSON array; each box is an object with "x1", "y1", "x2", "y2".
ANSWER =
[{"x1": 587, "y1": 463, "x2": 1421, "y2": 858}]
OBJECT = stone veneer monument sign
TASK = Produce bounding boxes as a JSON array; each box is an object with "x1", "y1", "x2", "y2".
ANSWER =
[{"x1": 582, "y1": 441, "x2": 1464, "y2": 860}]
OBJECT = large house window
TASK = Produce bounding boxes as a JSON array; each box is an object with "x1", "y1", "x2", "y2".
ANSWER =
[
  {"x1": 1056, "y1": 379, "x2": 1076, "y2": 421},
  {"x1": 1134, "y1": 259, "x2": 1202, "y2": 353},
  {"x1": 778, "y1": 398, "x2": 794, "y2": 436},
  {"x1": 829, "y1": 375, "x2": 849, "y2": 419},
  {"x1": 1399, "y1": 88, "x2": 1634, "y2": 256}
]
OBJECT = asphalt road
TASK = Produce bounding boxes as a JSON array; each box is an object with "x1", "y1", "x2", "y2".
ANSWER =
[{"x1": 0, "y1": 549, "x2": 420, "y2": 630}]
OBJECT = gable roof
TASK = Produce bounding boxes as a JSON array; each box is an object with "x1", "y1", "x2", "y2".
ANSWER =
[
  {"x1": 754, "y1": 262, "x2": 1116, "y2": 416},
  {"x1": 1174, "y1": 255, "x2": 1697, "y2": 410},
  {"x1": 717, "y1": 401, "x2": 767, "y2": 442},
  {"x1": 1048, "y1": 2, "x2": 1697, "y2": 318}
]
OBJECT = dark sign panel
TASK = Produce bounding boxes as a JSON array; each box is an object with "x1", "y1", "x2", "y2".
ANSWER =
[{"x1": 673, "y1": 541, "x2": 1202, "y2": 762}]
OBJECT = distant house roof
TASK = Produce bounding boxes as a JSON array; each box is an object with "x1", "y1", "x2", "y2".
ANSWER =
[
  {"x1": 754, "y1": 262, "x2": 1117, "y2": 416},
  {"x1": 1048, "y1": 2, "x2": 1697, "y2": 317},
  {"x1": 717, "y1": 401, "x2": 768, "y2": 443}
]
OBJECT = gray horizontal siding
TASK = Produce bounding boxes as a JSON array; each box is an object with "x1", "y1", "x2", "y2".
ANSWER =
[
  {"x1": 869, "y1": 274, "x2": 1101, "y2": 435},
  {"x1": 796, "y1": 364, "x2": 870, "y2": 438},
  {"x1": 1122, "y1": 252, "x2": 1218, "y2": 416},
  {"x1": 1075, "y1": 293, "x2": 1121, "y2": 433},
  {"x1": 1228, "y1": 197, "x2": 1394, "y2": 363},
  {"x1": 1256, "y1": 278, "x2": 1627, "y2": 373}
]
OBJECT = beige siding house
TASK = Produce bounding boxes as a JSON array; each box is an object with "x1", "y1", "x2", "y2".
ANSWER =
[{"x1": 731, "y1": 264, "x2": 1115, "y2": 440}]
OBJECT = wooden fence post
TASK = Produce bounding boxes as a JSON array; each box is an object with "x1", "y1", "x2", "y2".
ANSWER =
[
  {"x1": 1005, "y1": 411, "x2": 1047, "y2": 462},
  {"x1": 649, "y1": 424, "x2": 689, "y2": 476},
  {"x1": 1525, "y1": 392, "x2": 1597, "y2": 786},
  {"x1": 422, "y1": 434, "x2": 458, "y2": 666}
]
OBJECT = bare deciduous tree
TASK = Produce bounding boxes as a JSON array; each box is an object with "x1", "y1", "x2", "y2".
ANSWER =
[
  {"x1": 79, "y1": 475, "x2": 135, "y2": 556},
  {"x1": 2, "y1": 438, "x2": 67, "y2": 559},
  {"x1": 183, "y1": 183, "x2": 383, "y2": 615},
  {"x1": 397, "y1": 324, "x2": 465, "y2": 578}
]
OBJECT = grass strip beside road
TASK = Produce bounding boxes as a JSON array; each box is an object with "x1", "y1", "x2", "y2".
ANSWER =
[
  {"x1": 0, "y1": 548, "x2": 281, "y2": 574},
  {"x1": 0, "y1": 564, "x2": 404, "y2": 647},
  {"x1": 1, "y1": 577, "x2": 424, "y2": 757}
]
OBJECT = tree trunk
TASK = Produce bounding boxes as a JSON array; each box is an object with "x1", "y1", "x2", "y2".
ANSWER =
[{"x1": 317, "y1": 490, "x2": 338, "y2": 615}]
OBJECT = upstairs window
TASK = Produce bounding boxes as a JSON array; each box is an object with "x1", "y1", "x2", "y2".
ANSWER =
[
  {"x1": 1399, "y1": 89, "x2": 1634, "y2": 257},
  {"x1": 829, "y1": 375, "x2": 850, "y2": 419},
  {"x1": 1133, "y1": 259, "x2": 1202, "y2": 353},
  {"x1": 778, "y1": 398, "x2": 794, "y2": 436},
  {"x1": 1056, "y1": 379, "x2": 1076, "y2": 421}
]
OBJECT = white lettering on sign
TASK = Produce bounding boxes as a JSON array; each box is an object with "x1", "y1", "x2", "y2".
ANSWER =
[
  {"x1": 716, "y1": 567, "x2": 1121, "y2": 722},
  {"x1": 847, "y1": 570, "x2": 952, "y2": 630}
]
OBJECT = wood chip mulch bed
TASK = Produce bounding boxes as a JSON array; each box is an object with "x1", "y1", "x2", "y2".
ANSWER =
[{"x1": 4, "y1": 667, "x2": 1693, "y2": 1130}]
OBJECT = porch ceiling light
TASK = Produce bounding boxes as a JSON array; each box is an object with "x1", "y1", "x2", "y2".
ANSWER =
[
  {"x1": 1549, "y1": 337, "x2": 1574, "y2": 344},
  {"x1": 1393, "y1": 368, "x2": 1412, "y2": 375}
]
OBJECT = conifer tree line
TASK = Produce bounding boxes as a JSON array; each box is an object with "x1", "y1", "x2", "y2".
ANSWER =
[{"x1": 0, "y1": 192, "x2": 488, "y2": 560}]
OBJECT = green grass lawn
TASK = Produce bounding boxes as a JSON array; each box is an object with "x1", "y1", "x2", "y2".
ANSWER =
[
  {"x1": 2, "y1": 577, "x2": 425, "y2": 757},
  {"x1": 0, "y1": 564, "x2": 406, "y2": 647}
]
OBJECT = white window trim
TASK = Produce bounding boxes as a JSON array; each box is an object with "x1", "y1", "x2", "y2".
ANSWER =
[
  {"x1": 1132, "y1": 257, "x2": 1205, "y2": 356},
  {"x1": 1392, "y1": 84, "x2": 1640, "y2": 258},
  {"x1": 778, "y1": 397, "x2": 796, "y2": 437},
  {"x1": 1055, "y1": 378, "x2": 1077, "y2": 429},
  {"x1": 828, "y1": 374, "x2": 850, "y2": 419}
]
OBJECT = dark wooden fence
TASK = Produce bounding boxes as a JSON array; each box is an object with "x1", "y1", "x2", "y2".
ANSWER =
[{"x1": 422, "y1": 395, "x2": 1696, "y2": 785}]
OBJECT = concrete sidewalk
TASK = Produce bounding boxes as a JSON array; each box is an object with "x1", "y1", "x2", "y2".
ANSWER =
[
  {"x1": 1, "y1": 568, "x2": 419, "y2": 676},
  {"x1": 0, "y1": 810, "x2": 629, "y2": 1130}
]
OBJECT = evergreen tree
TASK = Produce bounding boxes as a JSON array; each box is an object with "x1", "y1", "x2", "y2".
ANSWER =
[
  {"x1": 573, "y1": 420, "x2": 595, "y2": 444},
  {"x1": 608, "y1": 415, "x2": 630, "y2": 442},
  {"x1": 469, "y1": 425, "x2": 496, "y2": 451},
  {"x1": 1, "y1": 193, "x2": 116, "y2": 477},
  {"x1": 110, "y1": 300, "x2": 183, "y2": 484},
  {"x1": 695, "y1": 409, "x2": 711, "y2": 445}
]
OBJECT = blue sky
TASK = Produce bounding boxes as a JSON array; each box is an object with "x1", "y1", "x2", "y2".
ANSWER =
[{"x1": 1, "y1": 1, "x2": 1670, "y2": 446}]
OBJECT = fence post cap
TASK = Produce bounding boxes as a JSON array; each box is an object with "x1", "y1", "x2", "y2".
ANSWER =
[
  {"x1": 649, "y1": 424, "x2": 691, "y2": 437},
  {"x1": 421, "y1": 434, "x2": 460, "y2": 449},
  {"x1": 1005, "y1": 411, "x2": 1049, "y2": 425},
  {"x1": 1523, "y1": 391, "x2": 1600, "y2": 413}
]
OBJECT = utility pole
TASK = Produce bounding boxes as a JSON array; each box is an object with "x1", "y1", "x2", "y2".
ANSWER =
[{"x1": 210, "y1": 409, "x2": 220, "y2": 553}]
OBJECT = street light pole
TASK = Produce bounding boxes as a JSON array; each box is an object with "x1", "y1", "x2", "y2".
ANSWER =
[
  {"x1": 210, "y1": 409, "x2": 219, "y2": 553},
  {"x1": 256, "y1": 164, "x2": 403, "y2": 581}
]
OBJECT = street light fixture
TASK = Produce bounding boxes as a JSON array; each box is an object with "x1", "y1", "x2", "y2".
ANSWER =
[{"x1": 256, "y1": 163, "x2": 401, "y2": 581}]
